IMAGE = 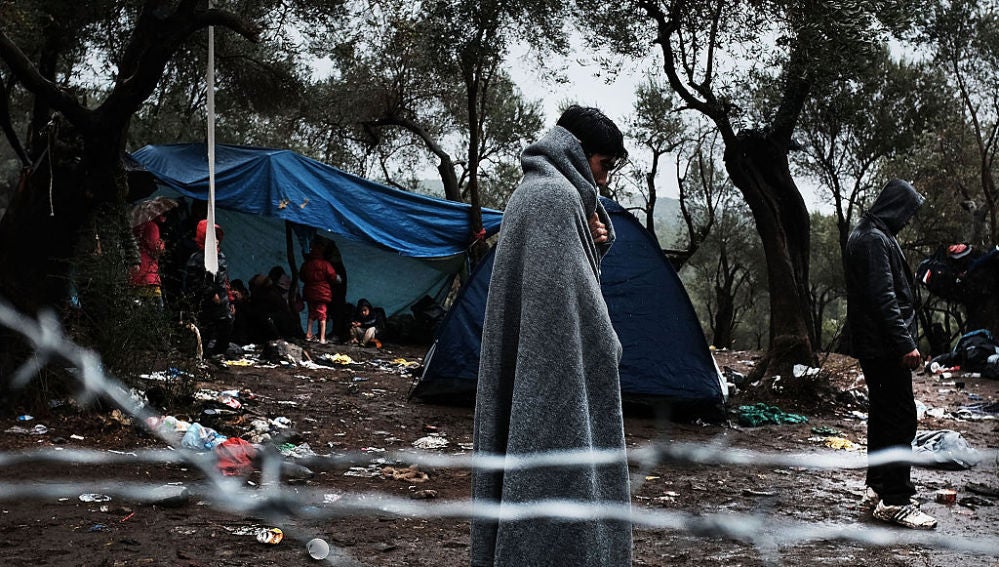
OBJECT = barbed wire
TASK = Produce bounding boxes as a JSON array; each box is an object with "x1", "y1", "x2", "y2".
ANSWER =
[{"x1": 1, "y1": 299, "x2": 997, "y2": 566}]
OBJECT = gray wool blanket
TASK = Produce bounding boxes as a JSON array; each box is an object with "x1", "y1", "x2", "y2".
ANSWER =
[{"x1": 471, "y1": 126, "x2": 633, "y2": 566}]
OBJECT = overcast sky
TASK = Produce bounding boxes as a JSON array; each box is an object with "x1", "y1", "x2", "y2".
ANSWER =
[{"x1": 506, "y1": 42, "x2": 832, "y2": 214}]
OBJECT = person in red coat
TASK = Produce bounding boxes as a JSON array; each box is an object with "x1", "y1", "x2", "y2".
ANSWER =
[
  {"x1": 300, "y1": 241, "x2": 339, "y2": 343},
  {"x1": 130, "y1": 215, "x2": 167, "y2": 308}
]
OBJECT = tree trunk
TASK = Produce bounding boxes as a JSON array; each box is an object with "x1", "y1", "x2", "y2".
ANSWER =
[
  {"x1": 712, "y1": 286, "x2": 736, "y2": 349},
  {"x1": 465, "y1": 76, "x2": 485, "y2": 261},
  {"x1": 0, "y1": 123, "x2": 127, "y2": 313},
  {"x1": 724, "y1": 131, "x2": 815, "y2": 375}
]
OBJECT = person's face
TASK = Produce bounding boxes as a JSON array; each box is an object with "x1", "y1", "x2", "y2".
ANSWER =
[
  {"x1": 587, "y1": 153, "x2": 622, "y2": 187},
  {"x1": 360, "y1": 306, "x2": 370, "y2": 318}
]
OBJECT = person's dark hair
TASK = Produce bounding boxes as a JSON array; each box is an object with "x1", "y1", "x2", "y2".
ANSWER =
[{"x1": 556, "y1": 105, "x2": 628, "y2": 160}]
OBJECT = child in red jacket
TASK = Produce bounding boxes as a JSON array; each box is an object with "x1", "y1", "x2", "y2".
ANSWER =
[{"x1": 300, "y1": 242, "x2": 340, "y2": 344}]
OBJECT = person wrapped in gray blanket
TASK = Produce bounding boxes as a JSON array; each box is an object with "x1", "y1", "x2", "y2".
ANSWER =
[{"x1": 472, "y1": 106, "x2": 632, "y2": 566}]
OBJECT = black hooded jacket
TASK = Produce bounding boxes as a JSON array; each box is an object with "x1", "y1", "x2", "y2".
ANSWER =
[{"x1": 844, "y1": 179, "x2": 925, "y2": 359}]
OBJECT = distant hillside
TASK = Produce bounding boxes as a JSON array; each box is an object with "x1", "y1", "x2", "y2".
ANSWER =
[{"x1": 623, "y1": 197, "x2": 684, "y2": 248}]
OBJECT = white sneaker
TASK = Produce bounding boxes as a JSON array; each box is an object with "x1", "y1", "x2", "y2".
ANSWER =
[{"x1": 873, "y1": 500, "x2": 938, "y2": 529}]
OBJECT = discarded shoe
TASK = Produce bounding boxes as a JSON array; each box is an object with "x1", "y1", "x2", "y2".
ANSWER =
[{"x1": 873, "y1": 501, "x2": 937, "y2": 529}]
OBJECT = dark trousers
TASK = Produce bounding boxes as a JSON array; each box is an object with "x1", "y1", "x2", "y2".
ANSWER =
[{"x1": 859, "y1": 356, "x2": 916, "y2": 505}]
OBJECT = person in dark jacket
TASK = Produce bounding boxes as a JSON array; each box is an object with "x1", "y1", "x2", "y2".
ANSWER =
[
  {"x1": 349, "y1": 298, "x2": 385, "y2": 349},
  {"x1": 845, "y1": 179, "x2": 936, "y2": 530},
  {"x1": 183, "y1": 219, "x2": 232, "y2": 357}
]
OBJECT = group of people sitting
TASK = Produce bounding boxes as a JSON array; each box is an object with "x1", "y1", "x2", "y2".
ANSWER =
[{"x1": 126, "y1": 199, "x2": 386, "y2": 356}]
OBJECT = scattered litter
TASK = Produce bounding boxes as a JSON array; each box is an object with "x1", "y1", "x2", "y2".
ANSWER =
[
  {"x1": 934, "y1": 488, "x2": 957, "y2": 504},
  {"x1": 181, "y1": 422, "x2": 227, "y2": 451},
  {"x1": 959, "y1": 496, "x2": 995, "y2": 509},
  {"x1": 722, "y1": 366, "x2": 747, "y2": 386},
  {"x1": 4, "y1": 426, "x2": 30, "y2": 434},
  {"x1": 70, "y1": 434, "x2": 85, "y2": 440},
  {"x1": 793, "y1": 364, "x2": 820, "y2": 378},
  {"x1": 458, "y1": 442, "x2": 474, "y2": 451},
  {"x1": 322, "y1": 353, "x2": 356, "y2": 365},
  {"x1": 257, "y1": 527, "x2": 284, "y2": 545},
  {"x1": 222, "y1": 525, "x2": 260, "y2": 536},
  {"x1": 279, "y1": 442, "x2": 317, "y2": 459},
  {"x1": 307, "y1": 538, "x2": 331, "y2": 560},
  {"x1": 31, "y1": 424, "x2": 48, "y2": 435},
  {"x1": 382, "y1": 465, "x2": 428, "y2": 483},
  {"x1": 389, "y1": 358, "x2": 420, "y2": 368},
  {"x1": 737, "y1": 403, "x2": 808, "y2": 427},
  {"x1": 16, "y1": 414, "x2": 33, "y2": 421},
  {"x1": 360, "y1": 446, "x2": 386, "y2": 453},
  {"x1": 88, "y1": 523, "x2": 109, "y2": 532},
  {"x1": 79, "y1": 493, "x2": 111, "y2": 503},
  {"x1": 222, "y1": 358, "x2": 256, "y2": 367},
  {"x1": 823, "y1": 436, "x2": 859, "y2": 451},
  {"x1": 138, "y1": 367, "x2": 190, "y2": 382},
  {"x1": 810, "y1": 426, "x2": 840, "y2": 436},
  {"x1": 215, "y1": 438, "x2": 257, "y2": 477},
  {"x1": 742, "y1": 489, "x2": 777, "y2": 497},
  {"x1": 270, "y1": 416, "x2": 293, "y2": 429},
  {"x1": 371, "y1": 542, "x2": 397, "y2": 552},
  {"x1": 344, "y1": 465, "x2": 382, "y2": 478},
  {"x1": 352, "y1": 376, "x2": 369, "y2": 382},
  {"x1": 410, "y1": 489, "x2": 438, "y2": 499},
  {"x1": 912, "y1": 429, "x2": 980, "y2": 470},
  {"x1": 412, "y1": 434, "x2": 450, "y2": 449},
  {"x1": 965, "y1": 482, "x2": 999, "y2": 498}
]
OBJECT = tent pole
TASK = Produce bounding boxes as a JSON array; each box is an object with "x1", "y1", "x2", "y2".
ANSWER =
[{"x1": 285, "y1": 220, "x2": 301, "y2": 317}]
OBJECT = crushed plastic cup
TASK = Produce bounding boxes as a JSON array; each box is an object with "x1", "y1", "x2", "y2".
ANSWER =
[
  {"x1": 257, "y1": 527, "x2": 284, "y2": 545},
  {"x1": 307, "y1": 538, "x2": 330, "y2": 560}
]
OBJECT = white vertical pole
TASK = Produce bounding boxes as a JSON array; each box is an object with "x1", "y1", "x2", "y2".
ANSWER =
[{"x1": 204, "y1": 3, "x2": 219, "y2": 274}]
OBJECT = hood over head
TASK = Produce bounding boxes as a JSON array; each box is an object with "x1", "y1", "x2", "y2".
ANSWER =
[
  {"x1": 520, "y1": 126, "x2": 598, "y2": 215},
  {"x1": 867, "y1": 179, "x2": 925, "y2": 234},
  {"x1": 195, "y1": 219, "x2": 223, "y2": 250}
]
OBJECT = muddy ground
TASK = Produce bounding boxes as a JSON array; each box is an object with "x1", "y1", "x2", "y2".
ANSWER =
[{"x1": 0, "y1": 342, "x2": 996, "y2": 567}]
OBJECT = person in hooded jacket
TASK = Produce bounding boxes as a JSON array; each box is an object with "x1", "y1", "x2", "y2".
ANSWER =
[
  {"x1": 471, "y1": 106, "x2": 632, "y2": 567},
  {"x1": 183, "y1": 219, "x2": 233, "y2": 357},
  {"x1": 845, "y1": 179, "x2": 937, "y2": 530},
  {"x1": 300, "y1": 241, "x2": 340, "y2": 344}
]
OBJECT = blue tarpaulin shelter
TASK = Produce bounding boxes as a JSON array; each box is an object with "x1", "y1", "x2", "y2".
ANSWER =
[
  {"x1": 413, "y1": 198, "x2": 726, "y2": 414},
  {"x1": 130, "y1": 143, "x2": 503, "y2": 317}
]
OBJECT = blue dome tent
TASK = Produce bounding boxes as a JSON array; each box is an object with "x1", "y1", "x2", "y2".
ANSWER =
[{"x1": 413, "y1": 198, "x2": 727, "y2": 415}]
